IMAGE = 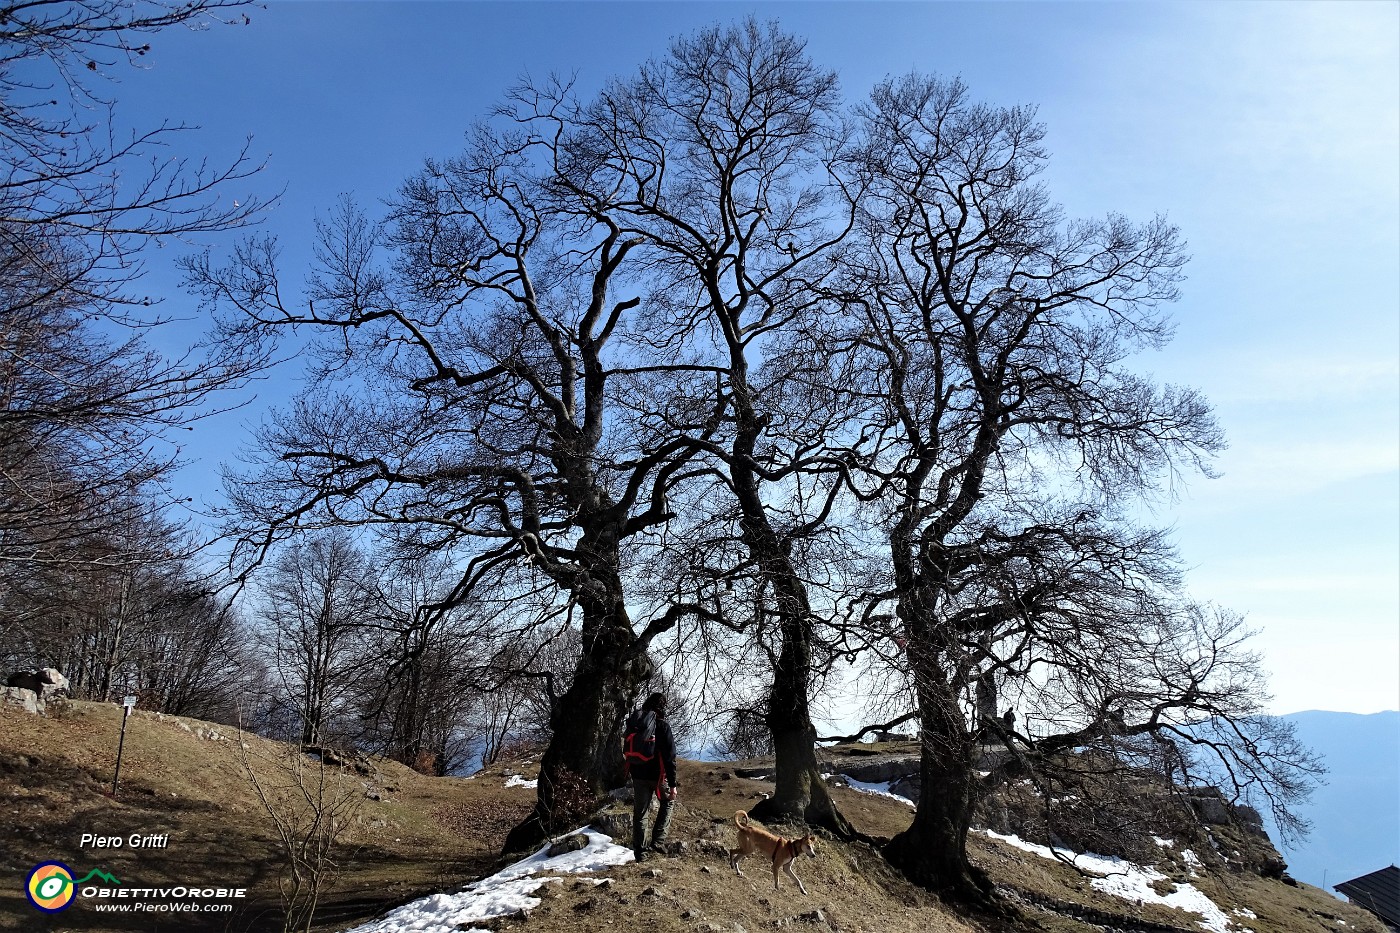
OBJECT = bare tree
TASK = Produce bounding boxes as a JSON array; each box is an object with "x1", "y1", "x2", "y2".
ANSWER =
[
  {"x1": 1, "y1": 0, "x2": 265, "y2": 286},
  {"x1": 350, "y1": 552, "x2": 481, "y2": 774},
  {"x1": 836, "y1": 74, "x2": 1315, "y2": 904},
  {"x1": 545, "y1": 19, "x2": 867, "y2": 833},
  {"x1": 257, "y1": 531, "x2": 375, "y2": 746},
  {"x1": 186, "y1": 132, "x2": 714, "y2": 850},
  {"x1": 1, "y1": 1, "x2": 270, "y2": 633}
]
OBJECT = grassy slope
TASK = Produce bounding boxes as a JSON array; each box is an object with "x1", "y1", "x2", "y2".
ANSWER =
[{"x1": 0, "y1": 704, "x2": 1385, "y2": 933}]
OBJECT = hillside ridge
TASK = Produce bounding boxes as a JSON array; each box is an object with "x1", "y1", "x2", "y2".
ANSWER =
[{"x1": 0, "y1": 701, "x2": 1387, "y2": 933}]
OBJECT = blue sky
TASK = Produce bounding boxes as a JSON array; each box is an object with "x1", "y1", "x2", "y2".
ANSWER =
[{"x1": 84, "y1": 1, "x2": 1397, "y2": 716}]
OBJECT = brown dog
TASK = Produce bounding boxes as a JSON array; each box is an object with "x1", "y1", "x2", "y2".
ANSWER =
[{"x1": 729, "y1": 810, "x2": 818, "y2": 894}]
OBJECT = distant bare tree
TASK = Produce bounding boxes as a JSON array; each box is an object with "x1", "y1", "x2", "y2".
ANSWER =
[{"x1": 258, "y1": 531, "x2": 375, "y2": 746}]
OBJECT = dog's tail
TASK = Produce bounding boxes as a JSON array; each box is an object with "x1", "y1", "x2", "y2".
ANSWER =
[{"x1": 734, "y1": 810, "x2": 749, "y2": 828}]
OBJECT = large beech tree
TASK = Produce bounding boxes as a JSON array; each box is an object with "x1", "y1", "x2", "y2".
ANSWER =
[
  {"x1": 840, "y1": 75, "x2": 1313, "y2": 904},
  {"x1": 187, "y1": 133, "x2": 713, "y2": 850},
  {"x1": 543, "y1": 20, "x2": 865, "y2": 833}
]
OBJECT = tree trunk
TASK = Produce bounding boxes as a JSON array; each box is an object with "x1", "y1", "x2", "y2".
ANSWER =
[
  {"x1": 748, "y1": 604, "x2": 854, "y2": 837},
  {"x1": 883, "y1": 667, "x2": 1001, "y2": 910},
  {"x1": 502, "y1": 583, "x2": 651, "y2": 854}
]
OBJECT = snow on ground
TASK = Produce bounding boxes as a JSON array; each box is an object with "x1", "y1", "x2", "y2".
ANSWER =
[
  {"x1": 342, "y1": 829, "x2": 633, "y2": 933},
  {"x1": 979, "y1": 831, "x2": 1244, "y2": 933},
  {"x1": 844, "y1": 777, "x2": 916, "y2": 808},
  {"x1": 503, "y1": 774, "x2": 537, "y2": 789}
]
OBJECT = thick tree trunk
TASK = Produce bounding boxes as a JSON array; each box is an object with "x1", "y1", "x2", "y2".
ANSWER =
[
  {"x1": 883, "y1": 667, "x2": 1001, "y2": 910},
  {"x1": 748, "y1": 606, "x2": 854, "y2": 837},
  {"x1": 502, "y1": 584, "x2": 650, "y2": 854}
]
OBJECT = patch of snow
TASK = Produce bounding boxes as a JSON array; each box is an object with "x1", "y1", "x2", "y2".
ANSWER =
[
  {"x1": 979, "y1": 831, "x2": 1236, "y2": 933},
  {"x1": 1182, "y1": 848, "x2": 1203, "y2": 868},
  {"x1": 845, "y1": 777, "x2": 915, "y2": 808},
  {"x1": 503, "y1": 774, "x2": 537, "y2": 789},
  {"x1": 1234, "y1": 909, "x2": 1257, "y2": 919},
  {"x1": 1153, "y1": 836, "x2": 1175, "y2": 848},
  {"x1": 343, "y1": 829, "x2": 631, "y2": 933}
]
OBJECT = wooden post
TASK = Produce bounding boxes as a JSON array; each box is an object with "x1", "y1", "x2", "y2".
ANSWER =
[{"x1": 112, "y1": 696, "x2": 136, "y2": 796}]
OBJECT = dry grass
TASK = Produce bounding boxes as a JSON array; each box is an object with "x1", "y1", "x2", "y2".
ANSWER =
[
  {"x1": 0, "y1": 701, "x2": 513, "y2": 931},
  {"x1": 0, "y1": 705, "x2": 1381, "y2": 933}
]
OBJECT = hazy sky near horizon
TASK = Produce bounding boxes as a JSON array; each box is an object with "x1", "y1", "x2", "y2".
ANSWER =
[{"x1": 70, "y1": 2, "x2": 1397, "y2": 717}]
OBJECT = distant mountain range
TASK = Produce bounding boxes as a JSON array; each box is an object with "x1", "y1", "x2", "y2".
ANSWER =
[{"x1": 1269, "y1": 710, "x2": 1399, "y2": 893}]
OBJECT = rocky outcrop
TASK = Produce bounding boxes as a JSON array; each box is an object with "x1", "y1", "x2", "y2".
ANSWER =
[
  {"x1": 2, "y1": 669, "x2": 69, "y2": 715},
  {"x1": 1, "y1": 686, "x2": 41, "y2": 714},
  {"x1": 824, "y1": 755, "x2": 920, "y2": 784},
  {"x1": 6, "y1": 668, "x2": 69, "y2": 702}
]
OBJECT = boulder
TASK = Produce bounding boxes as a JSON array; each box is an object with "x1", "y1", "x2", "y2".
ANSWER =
[
  {"x1": 1186, "y1": 788, "x2": 1232, "y2": 825},
  {"x1": 1, "y1": 686, "x2": 41, "y2": 715},
  {"x1": 547, "y1": 833, "x2": 590, "y2": 857},
  {"x1": 6, "y1": 668, "x2": 68, "y2": 702},
  {"x1": 588, "y1": 803, "x2": 634, "y2": 842},
  {"x1": 889, "y1": 774, "x2": 921, "y2": 803}
]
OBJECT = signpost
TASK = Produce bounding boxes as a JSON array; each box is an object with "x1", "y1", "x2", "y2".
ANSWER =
[{"x1": 112, "y1": 696, "x2": 136, "y2": 796}]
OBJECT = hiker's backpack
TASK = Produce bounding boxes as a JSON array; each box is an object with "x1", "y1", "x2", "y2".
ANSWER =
[{"x1": 623, "y1": 708, "x2": 658, "y2": 773}]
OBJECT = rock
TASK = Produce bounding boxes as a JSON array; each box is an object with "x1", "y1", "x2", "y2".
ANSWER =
[
  {"x1": 572, "y1": 898, "x2": 596, "y2": 912},
  {"x1": 641, "y1": 885, "x2": 660, "y2": 897},
  {"x1": 642, "y1": 867, "x2": 662, "y2": 878},
  {"x1": 682, "y1": 908, "x2": 702, "y2": 920},
  {"x1": 701, "y1": 865, "x2": 712, "y2": 873},
  {"x1": 1186, "y1": 789, "x2": 1232, "y2": 825},
  {"x1": 6, "y1": 669, "x2": 68, "y2": 702},
  {"x1": 889, "y1": 775, "x2": 921, "y2": 803},
  {"x1": 1232, "y1": 804, "x2": 1266, "y2": 835},
  {"x1": 733, "y1": 767, "x2": 772, "y2": 779},
  {"x1": 824, "y1": 755, "x2": 920, "y2": 783},
  {"x1": 547, "y1": 833, "x2": 589, "y2": 857},
  {"x1": 796, "y1": 909, "x2": 830, "y2": 926},
  {"x1": 1, "y1": 686, "x2": 40, "y2": 715},
  {"x1": 365, "y1": 791, "x2": 382, "y2": 802},
  {"x1": 589, "y1": 804, "x2": 633, "y2": 842}
]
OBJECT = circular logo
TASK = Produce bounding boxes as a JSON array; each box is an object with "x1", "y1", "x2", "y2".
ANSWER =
[{"x1": 25, "y1": 862, "x2": 76, "y2": 912}]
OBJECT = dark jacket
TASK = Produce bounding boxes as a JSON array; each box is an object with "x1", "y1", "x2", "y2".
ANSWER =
[{"x1": 629, "y1": 715, "x2": 678, "y2": 789}]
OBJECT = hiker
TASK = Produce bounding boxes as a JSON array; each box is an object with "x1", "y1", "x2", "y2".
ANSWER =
[{"x1": 623, "y1": 691, "x2": 678, "y2": 861}]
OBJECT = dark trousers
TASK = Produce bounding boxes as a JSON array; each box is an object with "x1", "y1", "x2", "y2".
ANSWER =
[{"x1": 631, "y1": 777, "x2": 673, "y2": 857}]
